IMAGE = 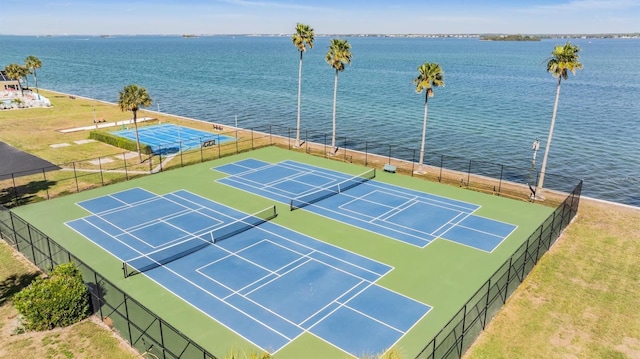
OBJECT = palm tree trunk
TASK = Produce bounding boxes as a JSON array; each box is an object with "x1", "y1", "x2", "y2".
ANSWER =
[
  {"x1": 33, "y1": 69, "x2": 40, "y2": 99},
  {"x1": 537, "y1": 77, "x2": 562, "y2": 196},
  {"x1": 133, "y1": 111, "x2": 142, "y2": 163},
  {"x1": 295, "y1": 51, "x2": 303, "y2": 147},
  {"x1": 417, "y1": 94, "x2": 429, "y2": 171},
  {"x1": 331, "y1": 69, "x2": 339, "y2": 150}
]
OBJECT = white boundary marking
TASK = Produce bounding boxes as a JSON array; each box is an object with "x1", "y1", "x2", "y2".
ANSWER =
[{"x1": 67, "y1": 187, "x2": 431, "y2": 357}]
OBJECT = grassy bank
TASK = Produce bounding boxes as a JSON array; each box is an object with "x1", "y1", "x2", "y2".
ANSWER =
[
  {"x1": 1, "y1": 89, "x2": 638, "y2": 358},
  {"x1": 465, "y1": 199, "x2": 640, "y2": 359}
]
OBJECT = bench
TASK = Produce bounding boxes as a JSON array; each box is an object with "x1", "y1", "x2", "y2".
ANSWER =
[{"x1": 383, "y1": 164, "x2": 396, "y2": 173}]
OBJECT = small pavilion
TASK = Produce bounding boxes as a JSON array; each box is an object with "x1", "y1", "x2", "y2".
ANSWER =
[{"x1": 0, "y1": 70, "x2": 20, "y2": 91}]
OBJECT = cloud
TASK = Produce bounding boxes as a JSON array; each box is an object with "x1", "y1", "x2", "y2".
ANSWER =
[
  {"x1": 217, "y1": 0, "x2": 327, "y2": 11},
  {"x1": 524, "y1": 0, "x2": 640, "y2": 13}
]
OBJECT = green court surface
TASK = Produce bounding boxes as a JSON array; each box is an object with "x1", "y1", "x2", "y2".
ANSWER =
[{"x1": 12, "y1": 146, "x2": 554, "y2": 358}]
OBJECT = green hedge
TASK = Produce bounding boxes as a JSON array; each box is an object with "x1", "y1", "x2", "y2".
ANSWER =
[
  {"x1": 89, "y1": 130, "x2": 153, "y2": 154},
  {"x1": 13, "y1": 263, "x2": 90, "y2": 331}
]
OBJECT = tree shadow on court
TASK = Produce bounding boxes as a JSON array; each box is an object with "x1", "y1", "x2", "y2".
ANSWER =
[
  {"x1": 86, "y1": 281, "x2": 107, "y2": 314},
  {"x1": 0, "y1": 272, "x2": 40, "y2": 306},
  {"x1": 0, "y1": 179, "x2": 57, "y2": 207}
]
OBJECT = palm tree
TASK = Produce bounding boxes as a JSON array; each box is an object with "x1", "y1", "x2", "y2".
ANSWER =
[
  {"x1": 117, "y1": 84, "x2": 152, "y2": 163},
  {"x1": 536, "y1": 42, "x2": 582, "y2": 198},
  {"x1": 325, "y1": 38, "x2": 352, "y2": 152},
  {"x1": 413, "y1": 62, "x2": 444, "y2": 173},
  {"x1": 4, "y1": 63, "x2": 28, "y2": 95},
  {"x1": 25, "y1": 56, "x2": 42, "y2": 99},
  {"x1": 291, "y1": 23, "x2": 315, "y2": 147}
]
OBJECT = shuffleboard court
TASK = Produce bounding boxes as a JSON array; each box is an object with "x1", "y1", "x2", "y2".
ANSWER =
[
  {"x1": 65, "y1": 188, "x2": 431, "y2": 356},
  {"x1": 111, "y1": 123, "x2": 235, "y2": 154},
  {"x1": 215, "y1": 159, "x2": 517, "y2": 252}
]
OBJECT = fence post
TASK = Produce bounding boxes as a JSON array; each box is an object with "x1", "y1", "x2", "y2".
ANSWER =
[
  {"x1": 365, "y1": 141, "x2": 369, "y2": 166},
  {"x1": 98, "y1": 157, "x2": 104, "y2": 186},
  {"x1": 11, "y1": 173, "x2": 18, "y2": 206},
  {"x1": 43, "y1": 235, "x2": 53, "y2": 267},
  {"x1": 124, "y1": 295, "x2": 134, "y2": 346},
  {"x1": 483, "y1": 279, "x2": 491, "y2": 329},
  {"x1": 498, "y1": 165, "x2": 504, "y2": 194},
  {"x1": 73, "y1": 162, "x2": 80, "y2": 192},
  {"x1": 26, "y1": 224, "x2": 37, "y2": 267},
  {"x1": 388, "y1": 145, "x2": 392, "y2": 164},
  {"x1": 179, "y1": 142, "x2": 184, "y2": 167},
  {"x1": 467, "y1": 160, "x2": 472, "y2": 188},
  {"x1": 158, "y1": 321, "x2": 166, "y2": 358},
  {"x1": 343, "y1": 137, "x2": 347, "y2": 161},
  {"x1": 122, "y1": 153, "x2": 129, "y2": 180},
  {"x1": 42, "y1": 168, "x2": 50, "y2": 200},
  {"x1": 10, "y1": 212, "x2": 19, "y2": 252},
  {"x1": 459, "y1": 305, "x2": 467, "y2": 358},
  {"x1": 439, "y1": 155, "x2": 444, "y2": 182},
  {"x1": 95, "y1": 272, "x2": 104, "y2": 320},
  {"x1": 504, "y1": 257, "x2": 512, "y2": 304},
  {"x1": 521, "y1": 238, "x2": 530, "y2": 280},
  {"x1": 324, "y1": 134, "x2": 327, "y2": 158}
]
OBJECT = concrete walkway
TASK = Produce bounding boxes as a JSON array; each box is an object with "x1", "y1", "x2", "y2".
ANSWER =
[{"x1": 57, "y1": 117, "x2": 156, "y2": 133}]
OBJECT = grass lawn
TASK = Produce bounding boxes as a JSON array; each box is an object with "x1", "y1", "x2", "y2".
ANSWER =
[{"x1": 465, "y1": 199, "x2": 640, "y2": 359}]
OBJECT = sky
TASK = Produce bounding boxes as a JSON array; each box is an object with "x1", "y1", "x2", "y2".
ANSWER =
[{"x1": 1, "y1": 0, "x2": 638, "y2": 35}]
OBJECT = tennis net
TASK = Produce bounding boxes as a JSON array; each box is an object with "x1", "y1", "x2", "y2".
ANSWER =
[
  {"x1": 290, "y1": 168, "x2": 376, "y2": 211},
  {"x1": 122, "y1": 205, "x2": 277, "y2": 277}
]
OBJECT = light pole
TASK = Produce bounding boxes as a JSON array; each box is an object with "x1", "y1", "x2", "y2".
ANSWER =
[{"x1": 93, "y1": 108, "x2": 97, "y2": 129}]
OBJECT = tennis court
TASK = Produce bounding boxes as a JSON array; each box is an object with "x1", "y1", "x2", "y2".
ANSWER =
[
  {"x1": 111, "y1": 123, "x2": 235, "y2": 154},
  {"x1": 65, "y1": 187, "x2": 431, "y2": 356},
  {"x1": 215, "y1": 159, "x2": 517, "y2": 252}
]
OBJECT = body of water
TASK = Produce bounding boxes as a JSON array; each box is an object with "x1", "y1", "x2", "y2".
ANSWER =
[{"x1": 1, "y1": 35, "x2": 638, "y2": 206}]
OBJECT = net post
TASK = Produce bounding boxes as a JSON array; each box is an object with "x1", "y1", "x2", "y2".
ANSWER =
[{"x1": 122, "y1": 262, "x2": 128, "y2": 278}]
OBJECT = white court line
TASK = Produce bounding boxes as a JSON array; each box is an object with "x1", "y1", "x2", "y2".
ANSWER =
[
  {"x1": 371, "y1": 196, "x2": 420, "y2": 222},
  {"x1": 214, "y1": 158, "x2": 272, "y2": 176}
]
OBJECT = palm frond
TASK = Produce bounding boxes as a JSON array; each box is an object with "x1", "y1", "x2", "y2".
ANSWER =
[
  {"x1": 547, "y1": 41, "x2": 582, "y2": 79},
  {"x1": 325, "y1": 38, "x2": 352, "y2": 72},
  {"x1": 291, "y1": 23, "x2": 315, "y2": 52},
  {"x1": 414, "y1": 62, "x2": 444, "y2": 96}
]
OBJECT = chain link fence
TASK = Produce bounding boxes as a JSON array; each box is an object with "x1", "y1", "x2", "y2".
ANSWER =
[
  {"x1": 0, "y1": 206, "x2": 217, "y2": 359},
  {"x1": 0, "y1": 123, "x2": 583, "y2": 358}
]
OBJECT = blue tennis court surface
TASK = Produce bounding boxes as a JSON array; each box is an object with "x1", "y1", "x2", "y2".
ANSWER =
[
  {"x1": 66, "y1": 188, "x2": 431, "y2": 356},
  {"x1": 215, "y1": 160, "x2": 517, "y2": 252},
  {"x1": 111, "y1": 123, "x2": 235, "y2": 153}
]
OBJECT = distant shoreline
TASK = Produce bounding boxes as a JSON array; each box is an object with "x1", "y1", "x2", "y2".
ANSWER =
[{"x1": 2, "y1": 33, "x2": 639, "y2": 39}]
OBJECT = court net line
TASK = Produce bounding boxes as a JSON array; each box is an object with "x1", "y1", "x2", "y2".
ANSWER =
[
  {"x1": 289, "y1": 168, "x2": 376, "y2": 211},
  {"x1": 122, "y1": 205, "x2": 278, "y2": 277}
]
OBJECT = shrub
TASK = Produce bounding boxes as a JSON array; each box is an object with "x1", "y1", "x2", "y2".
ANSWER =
[
  {"x1": 13, "y1": 262, "x2": 90, "y2": 331},
  {"x1": 89, "y1": 130, "x2": 153, "y2": 154}
]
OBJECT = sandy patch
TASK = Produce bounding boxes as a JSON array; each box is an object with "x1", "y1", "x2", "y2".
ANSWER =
[
  {"x1": 89, "y1": 158, "x2": 114, "y2": 166},
  {"x1": 49, "y1": 143, "x2": 71, "y2": 148},
  {"x1": 115, "y1": 152, "x2": 139, "y2": 160},
  {"x1": 73, "y1": 139, "x2": 96, "y2": 145}
]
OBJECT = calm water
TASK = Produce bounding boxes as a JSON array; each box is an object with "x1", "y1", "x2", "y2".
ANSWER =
[{"x1": 1, "y1": 35, "x2": 639, "y2": 206}]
